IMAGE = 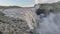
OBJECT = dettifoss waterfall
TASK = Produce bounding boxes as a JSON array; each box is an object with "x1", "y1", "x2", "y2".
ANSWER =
[{"x1": 1, "y1": 4, "x2": 60, "y2": 34}]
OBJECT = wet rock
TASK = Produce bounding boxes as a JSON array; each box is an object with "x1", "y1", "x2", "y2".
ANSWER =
[
  {"x1": 0, "y1": 31, "x2": 2, "y2": 34},
  {"x1": 0, "y1": 11, "x2": 5, "y2": 16},
  {"x1": 36, "y1": 9, "x2": 45, "y2": 15}
]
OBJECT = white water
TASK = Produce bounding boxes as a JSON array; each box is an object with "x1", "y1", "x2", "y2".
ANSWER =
[
  {"x1": 37, "y1": 12, "x2": 60, "y2": 34},
  {"x1": 1, "y1": 7, "x2": 60, "y2": 34}
]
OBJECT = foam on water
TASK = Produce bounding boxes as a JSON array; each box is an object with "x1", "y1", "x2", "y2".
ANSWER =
[
  {"x1": 37, "y1": 12, "x2": 60, "y2": 34},
  {"x1": 1, "y1": 6, "x2": 60, "y2": 34}
]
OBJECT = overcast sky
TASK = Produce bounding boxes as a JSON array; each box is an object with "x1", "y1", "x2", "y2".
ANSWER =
[{"x1": 0, "y1": 0, "x2": 60, "y2": 7}]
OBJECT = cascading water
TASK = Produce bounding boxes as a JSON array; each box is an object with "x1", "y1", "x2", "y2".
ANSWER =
[
  {"x1": 36, "y1": 10, "x2": 60, "y2": 34},
  {"x1": 1, "y1": 3, "x2": 60, "y2": 34}
]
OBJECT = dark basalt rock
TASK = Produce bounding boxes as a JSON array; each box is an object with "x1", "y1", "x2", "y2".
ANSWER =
[
  {"x1": 0, "y1": 31, "x2": 2, "y2": 34},
  {"x1": 0, "y1": 11, "x2": 5, "y2": 16},
  {"x1": 36, "y1": 9, "x2": 45, "y2": 15}
]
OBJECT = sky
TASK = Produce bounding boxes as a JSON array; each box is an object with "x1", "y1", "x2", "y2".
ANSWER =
[
  {"x1": 0, "y1": 0, "x2": 34, "y2": 7},
  {"x1": 0, "y1": 0, "x2": 60, "y2": 7}
]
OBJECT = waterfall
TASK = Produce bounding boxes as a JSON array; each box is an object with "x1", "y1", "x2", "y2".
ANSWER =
[
  {"x1": 34, "y1": 4, "x2": 60, "y2": 34},
  {"x1": 36, "y1": 11, "x2": 60, "y2": 34}
]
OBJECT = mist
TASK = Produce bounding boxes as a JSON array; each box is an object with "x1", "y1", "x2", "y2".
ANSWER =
[{"x1": 35, "y1": 0, "x2": 60, "y2": 4}]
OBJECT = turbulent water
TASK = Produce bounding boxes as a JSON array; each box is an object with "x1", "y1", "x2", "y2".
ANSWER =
[
  {"x1": 1, "y1": 8, "x2": 60, "y2": 34},
  {"x1": 37, "y1": 12, "x2": 60, "y2": 34}
]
